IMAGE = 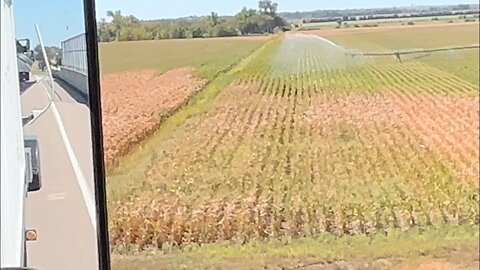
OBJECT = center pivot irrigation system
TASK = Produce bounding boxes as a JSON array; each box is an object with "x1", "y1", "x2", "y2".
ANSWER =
[
  {"x1": 345, "y1": 44, "x2": 480, "y2": 63},
  {"x1": 304, "y1": 33, "x2": 479, "y2": 63}
]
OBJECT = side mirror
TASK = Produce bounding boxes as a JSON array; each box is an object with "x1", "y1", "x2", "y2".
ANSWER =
[
  {"x1": 16, "y1": 39, "x2": 30, "y2": 53},
  {"x1": 24, "y1": 135, "x2": 42, "y2": 192}
]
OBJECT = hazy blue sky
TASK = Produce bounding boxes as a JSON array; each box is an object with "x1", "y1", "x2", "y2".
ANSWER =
[
  {"x1": 14, "y1": 0, "x2": 85, "y2": 46},
  {"x1": 13, "y1": 0, "x2": 477, "y2": 46}
]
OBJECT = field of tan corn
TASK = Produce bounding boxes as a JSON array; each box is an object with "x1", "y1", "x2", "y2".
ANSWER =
[
  {"x1": 101, "y1": 68, "x2": 206, "y2": 167},
  {"x1": 107, "y1": 35, "x2": 479, "y2": 252}
]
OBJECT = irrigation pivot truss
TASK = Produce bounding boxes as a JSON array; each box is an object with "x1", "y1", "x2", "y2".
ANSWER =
[{"x1": 345, "y1": 44, "x2": 480, "y2": 62}]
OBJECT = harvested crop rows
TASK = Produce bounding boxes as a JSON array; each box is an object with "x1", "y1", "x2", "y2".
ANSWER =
[{"x1": 109, "y1": 34, "x2": 479, "y2": 251}]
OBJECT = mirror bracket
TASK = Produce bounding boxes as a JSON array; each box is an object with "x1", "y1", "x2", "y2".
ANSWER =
[{"x1": 24, "y1": 135, "x2": 41, "y2": 192}]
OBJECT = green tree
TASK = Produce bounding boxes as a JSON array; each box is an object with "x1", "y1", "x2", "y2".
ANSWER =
[
  {"x1": 236, "y1": 7, "x2": 257, "y2": 21},
  {"x1": 106, "y1": 10, "x2": 124, "y2": 41},
  {"x1": 235, "y1": 7, "x2": 259, "y2": 34},
  {"x1": 209, "y1": 12, "x2": 220, "y2": 27},
  {"x1": 97, "y1": 18, "x2": 115, "y2": 42},
  {"x1": 258, "y1": 0, "x2": 278, "y2": 16},
  {"x1": 167, "y1": 23, "x2": 186, "y2": 39},
  {"x1": 33, "y1": 45, "x2": 61, "y2": 68}
]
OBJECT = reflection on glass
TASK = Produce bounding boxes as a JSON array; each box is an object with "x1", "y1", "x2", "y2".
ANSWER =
[
  {"x1": 98, "y1": 1, "x2": 478, "y2": 269},
  {"x1": 12, "y1": 0, "x2": 100, "y2": 269}
]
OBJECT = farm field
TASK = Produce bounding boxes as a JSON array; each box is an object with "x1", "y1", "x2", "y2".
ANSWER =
[
  {"x1": 101, "y1": 68, "x2": 207, "y2": 166},
  {"x1": 99, "y1": 36, "x2": 270, "y2": 79},
  {"x1": 99, "y1": 36, "x2": 268, "y2": 167},
  {"x1": 320, "y1": 22, "x2": 479, "y2": 48},
  {"x1": 106, "y1": 23, "x2": 479, "y2": 268},
  {"x1": 324, "y1": 23, "x2": 480, "y2": 85},
  {"x1": 297, "y1": 14, "x2": 477, "y2": 30}
]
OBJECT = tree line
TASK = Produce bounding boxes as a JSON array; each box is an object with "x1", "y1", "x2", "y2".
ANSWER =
[
  {"x1": 33, "y1": 44, "x2": 62, "y2": 70},
  {"x1": 280, "y1": 4, "x2": 479, "y2": 20},
  {"x1": 97, "y1": 0, "x2": 289, "y2": 42},
  {"x1": 303, "y1": 9, "x2": 479, "y2": 24}
]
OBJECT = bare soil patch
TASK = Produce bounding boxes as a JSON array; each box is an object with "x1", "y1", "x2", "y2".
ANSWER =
[{"x1": 101, "y1": 68, "x2": 207, "y2": 167}]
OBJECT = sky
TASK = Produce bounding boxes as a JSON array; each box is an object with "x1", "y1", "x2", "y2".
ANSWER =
[
  {"x1": 13, "y1": 0, "x2": 85, "y2": 47},
  {"x1": 13, "y1": 0, "x2": 478, "y2": 46}
]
